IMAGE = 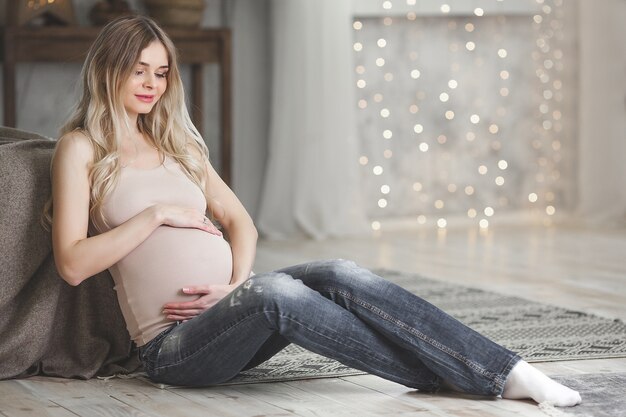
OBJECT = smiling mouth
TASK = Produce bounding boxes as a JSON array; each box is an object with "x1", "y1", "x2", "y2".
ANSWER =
[{"x1": 136, "y1": 95, "x2": 155, "y2": 103}]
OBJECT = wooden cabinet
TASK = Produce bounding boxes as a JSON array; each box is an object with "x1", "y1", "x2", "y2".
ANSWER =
[{"x1": 1, "y1": 6, "x2": 232, "y2": 184}]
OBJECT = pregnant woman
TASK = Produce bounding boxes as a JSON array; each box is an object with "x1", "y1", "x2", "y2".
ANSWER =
[{"x1": 48, "y1": 15, "x2": 580, "y2": 407}]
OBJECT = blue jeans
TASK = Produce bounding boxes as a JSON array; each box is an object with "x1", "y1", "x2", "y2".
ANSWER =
[{"x1": 139, "y1": 259, "x2": 520, "y2": 395}]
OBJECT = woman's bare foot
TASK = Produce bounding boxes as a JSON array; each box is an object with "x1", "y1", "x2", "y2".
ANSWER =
[{"x1": 502, "y1": 360, "x2": 582, "y2": 407}]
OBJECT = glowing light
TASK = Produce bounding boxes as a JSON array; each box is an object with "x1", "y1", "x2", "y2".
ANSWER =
[
  {"x1": 353, "y1": 42, "x2": 363, "y2": 52},
  {"x1": 373, "y1": 165, "x2": 383, "y2": 175},
  {"x1": 437, "y1": 218, "x2": 447, "y2": 228},
  {"x1": 546, "y1": 205, "x2": 556, "y2": 215},
  {"x1": 359, "y1": 156, "x2": 368, "y2": 165},
  {"x1": 371, "y1": 221, "x2": 381, "y2": 231},
  {"x1": 378, "y1": 199, "x2": 388, "y2": 208},
  {"x1": 356, "y1": 79, "x2": 366, "y2": 88},
  {"x1": 382, "y1": 1, "x2": 392, "y2": 10},
  {"x1": 479, "y1": 219, "x2": 489, "y2": 229},
  {"x1": 377, "y1": 38, "x2": 387, "y2": 48},
  {"x1": 528, "y1": 193, "x2": 538, "y2": 203},
  {"x1": 351, "y1": 4, "x2": 568, "y2": 222}
]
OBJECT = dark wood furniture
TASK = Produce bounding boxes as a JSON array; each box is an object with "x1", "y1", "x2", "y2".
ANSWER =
[{"x1": 1, "y1": 4, "x2": 232, "y2": 184}]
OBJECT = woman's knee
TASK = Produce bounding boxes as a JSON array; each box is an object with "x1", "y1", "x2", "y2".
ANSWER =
[
  {"x1": 237, "y1": 272, "x2": 309, "y2": 307},
  {"x1": 322, "y1": 258, "x2": 361, "y2": 277},
  {"x1": 323, "y1": 258, "x2": 379, "y2": 284}
]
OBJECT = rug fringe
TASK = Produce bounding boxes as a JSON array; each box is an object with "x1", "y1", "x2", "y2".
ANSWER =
[{"x1": 538, "y1": 402, "x2": 578, "y2": 417}]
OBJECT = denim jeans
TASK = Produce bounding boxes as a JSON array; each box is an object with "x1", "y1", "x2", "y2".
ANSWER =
[{"x1": 139, "y1": 259, "x2": 520, "y2": 395}]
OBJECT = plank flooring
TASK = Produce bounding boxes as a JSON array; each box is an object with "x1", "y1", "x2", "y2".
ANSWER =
[{"x1": 1, "y1": 223, "x2": 625, "y2": 416}]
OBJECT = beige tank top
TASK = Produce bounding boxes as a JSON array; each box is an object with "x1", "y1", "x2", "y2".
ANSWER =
[{"x1": 96, "y1": 156, "x2": 233, "y2": 346}]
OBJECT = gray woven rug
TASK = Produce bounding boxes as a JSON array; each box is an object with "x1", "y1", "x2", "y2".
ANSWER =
[
  {"x1": 539, "y1": 372, "x2": 626, "y2": 417},
  {"x1": 222, "y1": 270, "x2": 626, "y2": 385}
]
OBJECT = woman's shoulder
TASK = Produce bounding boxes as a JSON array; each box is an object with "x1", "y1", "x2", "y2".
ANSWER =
[{"x1": 54, "y1": 130, "x2": 95, "y2": 165}]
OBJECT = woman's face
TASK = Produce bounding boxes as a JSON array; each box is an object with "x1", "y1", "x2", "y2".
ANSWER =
[{"x1": 122, "y1": 41, "x2": 169, "y2": 118}]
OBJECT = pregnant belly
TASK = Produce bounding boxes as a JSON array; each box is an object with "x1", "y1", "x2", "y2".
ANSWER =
[{"x1": 110, "y1": 226, "x2": 233, "y2": 344}]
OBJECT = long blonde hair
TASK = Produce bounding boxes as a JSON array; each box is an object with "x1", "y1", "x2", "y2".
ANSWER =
[{"x1": 44, "y1": 15, "x2": 210, "y2": 229}]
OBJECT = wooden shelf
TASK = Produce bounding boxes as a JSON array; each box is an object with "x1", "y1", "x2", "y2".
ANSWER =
[{"x1": 1, "y1": 19, "x2": 232, "y2": 184}]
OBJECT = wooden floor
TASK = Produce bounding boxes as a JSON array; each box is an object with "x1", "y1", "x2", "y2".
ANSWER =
[{"x1": 2, "y1": 223, "x2": 625, "y2": 416}]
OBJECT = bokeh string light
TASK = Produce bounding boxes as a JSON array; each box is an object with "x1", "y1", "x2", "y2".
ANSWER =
[{"x1": 353, "y1": 0, "x2": 572, "y2": 232}]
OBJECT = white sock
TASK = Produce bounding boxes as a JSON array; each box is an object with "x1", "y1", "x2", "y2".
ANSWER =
[{"x1": 502, "y1": 360, "x2": 582, "y2": 407}]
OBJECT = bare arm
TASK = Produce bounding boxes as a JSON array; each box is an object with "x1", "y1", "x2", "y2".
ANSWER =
[
  {"x1": 204, "y1": 160, "x2": 258, "y2": 285},
  {"x1": 51, "y1": 132, "x2": 220, "y2": 286}
]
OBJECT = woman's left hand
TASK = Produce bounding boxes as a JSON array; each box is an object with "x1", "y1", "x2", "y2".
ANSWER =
[{"x1": 162, "y1": 284, "x2": 237, "y2": 321}]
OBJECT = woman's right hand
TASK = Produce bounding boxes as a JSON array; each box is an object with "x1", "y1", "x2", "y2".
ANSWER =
[{"x1": 155, "y1": 204, "x2": 222, "y2": 236}]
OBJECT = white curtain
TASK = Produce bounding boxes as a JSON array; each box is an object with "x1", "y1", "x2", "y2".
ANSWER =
[
  {"x1": 256, "y1": 0, "x2": 369, "y2": 239},
  {"x1": 577, "y1": 0, "x2": 626, "y2": 226}
]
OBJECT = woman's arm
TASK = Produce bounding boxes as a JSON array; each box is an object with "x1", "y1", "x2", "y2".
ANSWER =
[
  {"x1": 51, "y1": 132, "x2": 220, "y2": 286},
  {"x1": 204, "y1": 160, "x2": 258, "y2": 285}
]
